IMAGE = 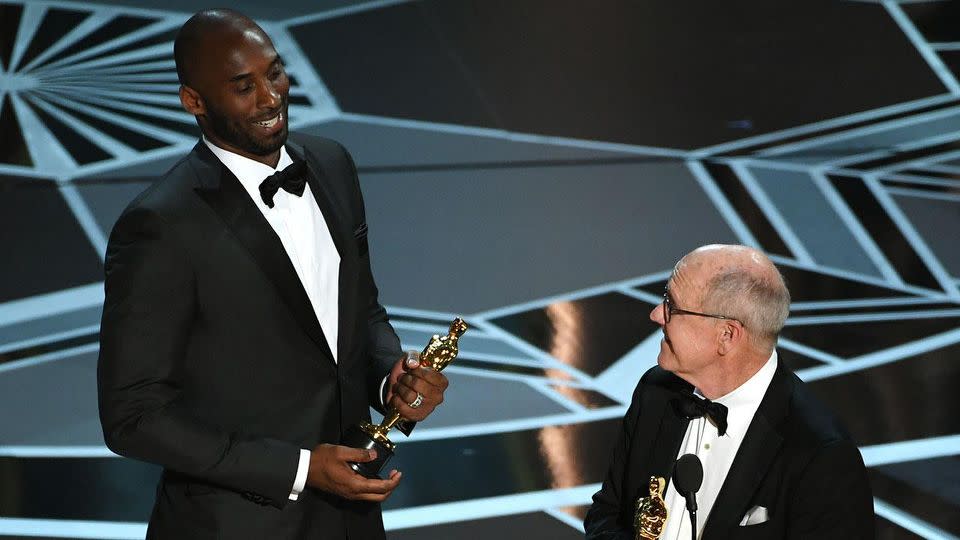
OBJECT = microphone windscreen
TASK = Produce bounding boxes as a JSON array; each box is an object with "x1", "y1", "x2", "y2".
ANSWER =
[{"x1": 673, "y1": 453, "x2": 704, "y2": 496}]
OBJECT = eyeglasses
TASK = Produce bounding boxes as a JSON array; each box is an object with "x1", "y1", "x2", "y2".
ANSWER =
[{"x1": 662, "y1": 290, "x2": 744, "y2": 326}]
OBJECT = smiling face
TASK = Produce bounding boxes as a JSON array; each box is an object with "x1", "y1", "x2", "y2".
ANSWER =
[
  {"x1": 179, "y1": 22, "x2": 289, "y2": 166},
  {"x1": 649, "y1": 257, "x2": 723, "y2": 380},
  {"x1": 648, "y1": 244, "x2": 789, "y2": 397}
]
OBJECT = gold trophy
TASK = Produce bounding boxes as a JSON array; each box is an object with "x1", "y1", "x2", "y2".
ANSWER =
[
  {"x1": 635, "y1": 476, "x2": 668, "y2": 539},
  {"x1": 343, "y1": 318, "x2": 467, "y2": 478}
]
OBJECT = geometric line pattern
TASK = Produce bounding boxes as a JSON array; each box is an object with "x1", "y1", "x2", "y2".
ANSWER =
[{"x1": 1, "y1": 1, "x2": 959, "y2": 539}]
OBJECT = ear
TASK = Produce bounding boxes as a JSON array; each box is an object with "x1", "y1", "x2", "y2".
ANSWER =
[
  {"x1": 179, "y1": 85, "x2": 205, "y2": 116},
  {"x1": 716, "y1": 320, "x2": 744, "y2": 355}
]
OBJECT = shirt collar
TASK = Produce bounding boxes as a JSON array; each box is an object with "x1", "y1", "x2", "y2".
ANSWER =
[
  {"x1": 707, "y1": 350, "x2": 778, "y2": 438},
  {"x1": 202, "y1": 135, "x2": 293, "y2": 191}
]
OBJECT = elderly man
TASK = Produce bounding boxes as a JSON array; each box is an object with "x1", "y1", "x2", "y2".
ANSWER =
[
  {"x1": 585, "y1": 245, "x2": 874, "y2": 539},
  {"x1": 97, "y1": 9, "x2": 448, "y2": 540}
]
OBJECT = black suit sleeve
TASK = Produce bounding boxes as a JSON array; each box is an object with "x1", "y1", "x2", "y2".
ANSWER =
[
  {"x1": 584, "y1": 379, "x2": 646, "y2": 540},
  {"x1": 786, "y1": 439, "x2": 875, "y2": 539},
  {"x1": 98, "y1": 206, "x2": 300, "y2": 509},
  {"x1": 337, "y1": 142, "x2": 403, "y2": 415}
]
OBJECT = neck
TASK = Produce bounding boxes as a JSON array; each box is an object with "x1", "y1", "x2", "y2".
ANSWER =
[
  {"x1": 257, "y1": 151, "x2": 281, "y2": 168},
  {"x1": 203, "y1": 133, "x2": 281, "y2": 168},
  {"x1": 685, "y1": 349, "x2": 770, "y2": 400}
]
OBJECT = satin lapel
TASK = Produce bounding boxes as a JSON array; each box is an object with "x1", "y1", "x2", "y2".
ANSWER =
[
  {"x1": 702, "y1": 363, "x2": 792, "y2": 538},
  {"x1": 649, "y1": 391, "x2": 691, "y2": 490},
  {"x1": 627, "y1": 376, "x2": 692, "y2": 500},
  {"x1": 290, "y1": 143, "x2": 358, "y2": 368},
  {"x1": 191, "y1": 143, "x2": 335, "y2": 362}
]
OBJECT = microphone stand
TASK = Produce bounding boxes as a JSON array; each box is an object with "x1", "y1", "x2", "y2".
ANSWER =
[{"x1": 683, "y1": 493, "x2": 697, "y2": 540}]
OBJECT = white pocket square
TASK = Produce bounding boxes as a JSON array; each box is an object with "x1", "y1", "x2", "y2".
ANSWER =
[{"x1": 739, "y1": 505, "x2": 769, "y2": 526}]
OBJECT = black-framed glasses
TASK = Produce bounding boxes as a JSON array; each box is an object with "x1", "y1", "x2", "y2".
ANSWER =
[{"x1": 662, "y1": 290, "x2": 744, "y2": 326}]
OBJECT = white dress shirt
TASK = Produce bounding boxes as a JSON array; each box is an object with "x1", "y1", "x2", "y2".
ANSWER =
[
  {"x1": 203, "y1": 138, "x2": 341, "y2": 501},
  {"x1": 660, "y1": 351, "x2": 778, "y2": 540}
]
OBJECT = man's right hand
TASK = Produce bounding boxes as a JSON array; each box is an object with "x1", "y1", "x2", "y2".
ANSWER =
[{"x1": 305, "y1": 444, "x2": 401, "y2": 502}]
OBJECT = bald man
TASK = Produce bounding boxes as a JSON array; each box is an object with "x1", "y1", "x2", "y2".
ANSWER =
[
  {"x1": 585, "y1": 245, "x2": 874, "y2": 539},
  {"x1": 97, "y1": 10, "x2": 448, "y2": 540}
]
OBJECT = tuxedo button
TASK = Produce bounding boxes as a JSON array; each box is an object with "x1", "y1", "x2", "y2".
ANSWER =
[{"x1": 242, "y1": 491, "x2": 271, "y2": 506}]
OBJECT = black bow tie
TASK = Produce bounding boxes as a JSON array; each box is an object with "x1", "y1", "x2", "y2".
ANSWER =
[
  {"x1": 673, "y1": 392, "x2": 729, "y2": 436},
  {"x1": 259, "y1": 160, "x2": 308, "y2": 208}
]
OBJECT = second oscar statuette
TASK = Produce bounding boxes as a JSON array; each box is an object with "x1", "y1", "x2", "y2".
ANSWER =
[
  {"x1": 635, "y1": 476, "x2": 668, "y2": 539},
  {"x1": 342, "y1": 318, "x2": 468, "y2": 478}
]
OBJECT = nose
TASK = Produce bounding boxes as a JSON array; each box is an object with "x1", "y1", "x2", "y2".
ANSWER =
[
  {"x1": 650, "y1": 303, "x2": 665, "y2": 325},
  {"x1": 258, "y1": 80, "x2": 281, "y2": 110}
]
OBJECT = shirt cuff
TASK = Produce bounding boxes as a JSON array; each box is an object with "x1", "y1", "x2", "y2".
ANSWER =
[
  {"x1": 288, "y1": 448, "x2": 311, "y2": 501},
  {"x1": 379, "y1": 373, "x2": 390, "y2": 408}
]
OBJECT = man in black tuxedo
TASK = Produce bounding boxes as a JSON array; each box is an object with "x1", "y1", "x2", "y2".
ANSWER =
[
  {"x1": 585, "y1": 245, "x2": 874, "y2": 539},
  {"x1": 97, "y1": 10, "x2": 448, "y2": 540}
]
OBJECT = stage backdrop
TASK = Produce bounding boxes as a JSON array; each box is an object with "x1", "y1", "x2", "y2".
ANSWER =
[{"x1": 1, "y1": 1, "x2": 959, "y2": 539}]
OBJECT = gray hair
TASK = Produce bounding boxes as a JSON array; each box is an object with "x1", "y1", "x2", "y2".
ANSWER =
[{"x1": 699, "y1": 265, "x2": 791, "y2": 350}]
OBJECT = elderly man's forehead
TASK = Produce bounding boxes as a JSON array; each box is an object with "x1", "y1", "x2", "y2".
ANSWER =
[
  {"x1": 673, "y1": 245, "x2": 756, "y2": 280},
  {"x1": 667, "y1": 258, "x2": 707, "y2": 293},
  {"x1": 677, "y1": 246, "x2": 781, "y2": 292},
  {"x1": 686, "y1": 245, "x2": 768, "y2": 268}
]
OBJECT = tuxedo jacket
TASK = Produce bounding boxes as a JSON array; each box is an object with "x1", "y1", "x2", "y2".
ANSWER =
[
  {"x1": 97, "y1": 135, "x2": 402, "y2": 540},
  {"x1": 585, "y1": 361, "x2": 875, "y2": 539}
]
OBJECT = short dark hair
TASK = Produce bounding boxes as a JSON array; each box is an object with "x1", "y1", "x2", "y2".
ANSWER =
[{"x1": 174, "y1": 9, "x2": 255, "y2": 86}]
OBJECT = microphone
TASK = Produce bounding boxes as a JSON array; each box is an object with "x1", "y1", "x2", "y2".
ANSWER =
[{"x1": 673, "y1": 453, "x2": 703, "y2": 540}]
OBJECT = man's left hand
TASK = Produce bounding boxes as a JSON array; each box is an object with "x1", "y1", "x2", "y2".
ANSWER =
[{"x1": 385, "y1": 353, "x2": 449, "y2": 422}]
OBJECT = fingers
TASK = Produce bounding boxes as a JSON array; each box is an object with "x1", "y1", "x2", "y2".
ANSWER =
[
  {"x1": 396, "y1": 368, "x2": 449, "y2": 394},
  {"x1": 314, "y1": 443, "x2": 376, "y2": 464},
  {"x1": 388, "y1": 367, "x2": 450, "y2": 420},
  {"x1": 393, "y1": 383, "x2": 420, "y2": 406},
  {"x1": 336, "y1": 462, "x2": 402, "y2": 501},
  {"x1": 349, "y1": 470, "x2": 402, "y2": 501},
  {"x1": 385, "y1": 352, "x2": 421, "y2": 404},
  {"x1": 310, "y1": 444, "x2": 402, "y2": 502},
  {"x1": 402, "y1": 351, "x2": 420, "y2": 371},
  {"x1": 389, "y1": 396, "x2": 420, "y2": 422},
  {"x1": 389, "y1": 387, "x2": 438, "y2": 422},
  {"x1": 407, "y1": 365, "x2": 448, "y2": 387},
  {"x1": 336, "y1": 445, "x2": 378, "y2": 463},
  {"x1": 393, "y1": 371, "x2": 447, "y2": 404}
]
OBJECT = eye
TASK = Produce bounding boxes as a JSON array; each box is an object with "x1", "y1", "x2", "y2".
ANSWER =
[{"x1": 237, "y1": 84, "x2": 254, "y2": 94}]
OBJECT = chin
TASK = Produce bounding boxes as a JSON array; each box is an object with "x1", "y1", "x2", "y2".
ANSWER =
[
  {"x1": 245, "y1": 142, "x2": 282, "y2": 158},
  {"x1": 656, "y1": 353, "x2": 676, "y2": 372},
  {"x1": 251, "y1": 130, "x2": 287, "y2": 155},
  {"x1": 269, "y1": 125, "x2": 289, "y2": 145}
]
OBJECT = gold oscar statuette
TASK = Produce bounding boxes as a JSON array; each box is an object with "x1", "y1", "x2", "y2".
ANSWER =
[
  {"x1": 343, "y1": 318, "x2": 467, "y2": 478},
  {"x1": 635, "y1": 476, "x2": 668, "y2": 539}
]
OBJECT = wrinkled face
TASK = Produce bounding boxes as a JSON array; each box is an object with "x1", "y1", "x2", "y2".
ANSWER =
[
  {"x1": 649, "y1": 264, "x2": 720, "y2": 378},
  {"x1": 192, "y1": 27, "x2": 289, "y2": 160}
]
